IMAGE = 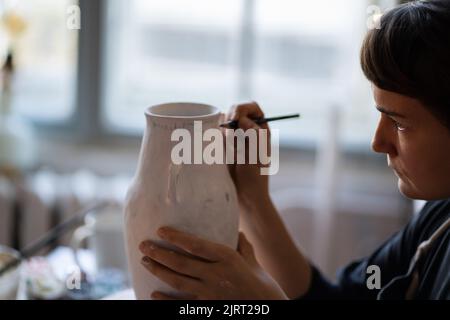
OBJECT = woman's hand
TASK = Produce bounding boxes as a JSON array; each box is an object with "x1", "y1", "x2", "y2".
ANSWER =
[
  {"x1": 139, "y1": 227, "x2": 288, "y2": 300},
  {"x1": 222, "y1": 101, "x2": 271, "y2": 209}
]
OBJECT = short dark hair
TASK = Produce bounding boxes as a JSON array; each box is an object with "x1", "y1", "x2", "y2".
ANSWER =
[{"x1": 361, "y1": 0, "x2": 450, "y2": 129}]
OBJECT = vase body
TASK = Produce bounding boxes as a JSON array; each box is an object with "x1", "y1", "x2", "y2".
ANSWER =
[{"x1": 124, "y1": 103, "x2": 239, "y2": 300}]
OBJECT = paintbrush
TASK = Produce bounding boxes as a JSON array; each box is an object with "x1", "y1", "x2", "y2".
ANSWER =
[
  {"x1": 219, "y1": 113, "x2": 301, "y2": 129},
  {"x1": 0, "y1": 202, "x2": 110, "y2": 278}
]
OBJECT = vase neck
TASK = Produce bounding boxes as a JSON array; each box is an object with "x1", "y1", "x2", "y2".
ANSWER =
[{"x1": 145, "y1": 114, "x2": 220, "y2": 132}]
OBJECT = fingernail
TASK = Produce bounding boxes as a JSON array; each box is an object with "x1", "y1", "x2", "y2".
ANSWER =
[
  {"x1": 141, "y1": 241, "x2": 156, "y2": 252},
  {"x1": 141, "y1": 256, "x2": 152, "y2": 266},
  {"x1": 139, "y1": 241, "x2": 152, "y2": 251},
  {"x1": 158, "y1": 228, "x2": 167, "y2": 238}
]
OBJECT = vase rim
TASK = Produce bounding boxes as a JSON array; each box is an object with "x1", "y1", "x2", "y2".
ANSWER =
[{"x1": 145, "y1": 102, "x2": 220, "y2": 120}]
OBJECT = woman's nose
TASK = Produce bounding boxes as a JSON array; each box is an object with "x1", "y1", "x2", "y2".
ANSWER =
[{"x1": 371, "y1": 117, "x2": 397, "y2": 156}]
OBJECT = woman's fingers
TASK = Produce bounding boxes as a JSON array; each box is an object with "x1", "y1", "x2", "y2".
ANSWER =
[
  {"x1": 141, "y1": 257, "x2": 201, "y2": 295},
  {"x1": 151, "y1": 291, "x2": 178, "y2": 300},
  {"x1": 224, "y1": 102, "x2": 271, "y2": 167},
  {"x1": 151, "y1": 291, "x2": 197, "y2": 300},
  {"x1": 156, "y1": 227, "x2": 232, "y2": 262},
  {"x1": 229, "y1": 102, "x2": 269, "y2": 129},
  {"x1": 229, "y1": 101, "x2": 264, "y2": 121},
  {"x1": 237, "y1": 233, "x2": 258, "y2": 266},
  {"x1": 139, "y1": 241, "x2": 206, "y2": 279}
]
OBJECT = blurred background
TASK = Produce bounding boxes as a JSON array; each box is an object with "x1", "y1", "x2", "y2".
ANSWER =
[{"x1": 0, "y1": 0, "x2": 419, "y2": 299}]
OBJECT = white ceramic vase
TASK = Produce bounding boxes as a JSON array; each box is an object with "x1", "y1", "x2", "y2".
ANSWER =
[{"x1": 124, "y1": 103, "x2": 239, "y2": 300}]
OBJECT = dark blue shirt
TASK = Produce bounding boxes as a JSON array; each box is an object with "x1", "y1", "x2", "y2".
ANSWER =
[{"x1": 299, "y1": 199, "x2": 450, "y2": 300}]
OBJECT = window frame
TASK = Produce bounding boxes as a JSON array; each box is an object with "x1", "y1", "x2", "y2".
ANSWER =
[
  {"x1": 32, "y1": 0, "x2": 129, "y2": 142},
  {"x1": 32, "y1": 0, "x2": 396, "y2": 155}
]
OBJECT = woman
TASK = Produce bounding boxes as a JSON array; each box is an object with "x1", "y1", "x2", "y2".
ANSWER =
[{"x1": 138, "y1": 0, "x2": 450, "y2": 300}]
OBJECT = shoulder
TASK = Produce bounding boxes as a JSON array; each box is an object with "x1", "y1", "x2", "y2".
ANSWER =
[
  {"x1": 414, "y1": 199, "x2": 450, "y2": 242},
  {"x1": 421, "y1": 199, "x2": 450, "y2": 215}
]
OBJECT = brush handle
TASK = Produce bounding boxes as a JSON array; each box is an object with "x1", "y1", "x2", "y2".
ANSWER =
[
  {"x1": 0, "y1": 202, "x2": 110, "y2": 277},
  {"x1": 220, "y1": 113, "x2": 300, "y2": 129}
]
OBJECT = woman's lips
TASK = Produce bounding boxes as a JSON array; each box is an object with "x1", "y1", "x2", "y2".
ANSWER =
[
  {"x1": 392, "y1": 169, "x2": 401, "y2": 178},
  {"x1": 390, "y1": 165, "x2": 404, "y2": 179},
  {"x1": 388, "y1": 162, "x2": 400, "y2": 176},
  {"x1": 387, "y1": 158, "x2": 404, "y2": 179}
]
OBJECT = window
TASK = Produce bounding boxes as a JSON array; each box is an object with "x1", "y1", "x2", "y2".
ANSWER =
[
  {"x1": 102, "y1": 0, "x2": 243, "y2": 133},
  {"x1": 2, "y1": 0, "x2": 383, "y2": 149},
  {"x1": 1, "y1": 0, "x2": 78, "y2": 122},
  {"x1": 102, "y1": 0, "x2": 377, "y2": 148}
]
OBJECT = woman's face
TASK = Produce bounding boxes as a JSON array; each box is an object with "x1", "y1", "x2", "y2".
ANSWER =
[{"x1": 371, "y1": 85, "x2": 450, "y2": 200}]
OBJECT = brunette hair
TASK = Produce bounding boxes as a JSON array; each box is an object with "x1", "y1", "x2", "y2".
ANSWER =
[{"x1": 361, "y1": 0, "x2": 450, "y2": 129}]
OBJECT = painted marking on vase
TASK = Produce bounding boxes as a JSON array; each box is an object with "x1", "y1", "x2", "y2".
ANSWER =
[
  {"x1": 203, "y1": 199, "x2": 213, "y2": 210},
  {"x1": 167, "y1": 163, "x2": 183, "y2": 204},
  {"x1": 151, "y1": 119, "x2": 216, "y2": 131}
]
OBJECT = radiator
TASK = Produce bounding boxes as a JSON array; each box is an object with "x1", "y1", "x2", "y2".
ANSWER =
[
  {"x1": 0, "y1": 170, "x2": 131, "y2": 253},
  {"x1": 1, "y1": 169, "x2": 411, "y2": 279}
]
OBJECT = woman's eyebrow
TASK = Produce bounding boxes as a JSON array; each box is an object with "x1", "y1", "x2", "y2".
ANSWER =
[{"x1": 376, "y1": 105, "x2": 406, "y2": 118}]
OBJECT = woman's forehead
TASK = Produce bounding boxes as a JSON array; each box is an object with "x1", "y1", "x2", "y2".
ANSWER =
[{"x1": 373, "y1": 86, "x2": 423, "y2": 118}]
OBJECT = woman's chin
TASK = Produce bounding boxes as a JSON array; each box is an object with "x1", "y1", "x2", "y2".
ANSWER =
[
  {"x1": 397, "y1": 179, "x2": 421, "y2": 200},
  {"x1": 397, "y1": 178, "x2": 448, "y2": 201}
]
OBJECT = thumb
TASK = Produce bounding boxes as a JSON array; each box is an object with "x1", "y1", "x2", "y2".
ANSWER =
[
  {"x1": 237, "y1": 232, "x2": 258, "y2": 265},
  {"x1": 219, "y1": 112, "x2": 226, "y2": 129}
]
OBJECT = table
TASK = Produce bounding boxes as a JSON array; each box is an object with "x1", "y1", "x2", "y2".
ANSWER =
[
  {"x1": 16, "y1": 246, "x2": 130, "y2": 300},
  {"x1": 103, "y1": 289, "x2": 135, "y2": 300}
]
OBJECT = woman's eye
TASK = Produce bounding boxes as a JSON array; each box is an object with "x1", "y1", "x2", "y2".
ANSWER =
[{"x1": 392, "y1": 120, "x2": 406, "y2": 131}]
